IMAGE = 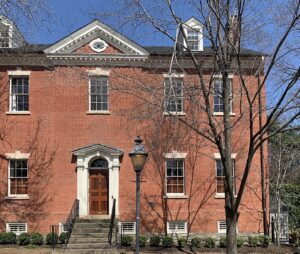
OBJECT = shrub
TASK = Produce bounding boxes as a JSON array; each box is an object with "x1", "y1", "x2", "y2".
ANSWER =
[
  {"x1": 177, "y1": 237, "x2": 187, "y2": 248},
  {"x1": 139, "y1": 235, "x2": 147, "y2": 247},
  {"x1": 237, "y1": 236, "x2": 245, "y2": 248},
  {"x1": 4, "y1": 232, "x2": 17, "y2": 244},
  {"x1": 149, "y1": 235, "x2": 160, "y2": 247},
  {"x1": 0, "y1": 233, "x2": 6, "y2": 244},
  {"x1": 18, "y1": 233, "x2": 31, "y2": 245},
  {"x1": 46, "y1": 233, "x2": 58, "y2": 245},
  {"x1": 59, "y1": 232, "x2": 69, "y2": 244},
  {"x1": 203, "y1": 237, "x2": 215, "y2": 248},
  {"x1": 258, "y1": 235, "x2": 270, "y2": 247},
  {"x1": 162, "y1": 235, "x2": 173, "y2": 247},
  {"x1": 219, "y1": 236, "x2": 226, "y2": 248},
  {"x1": 191, "y1": 237, "x2": 202, "y2": 248},
  {"x1": 31, "y1": 233, "x2": 43, "y2": 245},
  {"x1": 121, "y1": 235, "x2": 133, "y2": 246},
  {"x1": 290, "y1": 232, "x2": 298, "y2": 244},
  {"x1": 247, "y1": 235, "x2": 259, "y2": 247}
]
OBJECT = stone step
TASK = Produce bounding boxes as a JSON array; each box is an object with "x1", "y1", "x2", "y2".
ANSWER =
[
  {"x1": 76, "y1": 219, "x2": 111, "y2": 223},
  {"x1": 67, "y1": 242, "x2": 110, "y2": 249},
  {"x1": 74, "y1": 223, "x2": 110, "y2": 228},
  {"x1": 69, "y1": 237, "x2": 108, "y2": 244},
  {"x1": 70, "y1": 232, "x2": 109, "y2": 238},
  {"x1": 72, "y1": 228, "x2": 110, "y2": 234}
]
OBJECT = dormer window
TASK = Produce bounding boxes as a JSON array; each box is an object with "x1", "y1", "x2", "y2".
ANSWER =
[
  {"x1": 0, "y1": 23, "x2": 10, "y2": 48},
  {"x1": 183, "y1": 17, "x2": 203, "y2": 51}
]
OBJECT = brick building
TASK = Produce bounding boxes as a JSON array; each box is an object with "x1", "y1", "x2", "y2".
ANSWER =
[{"x1": 0, "y1": 17, "x2": 267, "y2": 239}]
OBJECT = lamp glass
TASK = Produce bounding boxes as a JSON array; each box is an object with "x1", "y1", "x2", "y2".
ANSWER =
[{"x1": 131, "y1": 154, "x2": 147, "y2": 172}]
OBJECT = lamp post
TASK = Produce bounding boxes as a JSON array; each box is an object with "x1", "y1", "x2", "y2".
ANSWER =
[{"x1": 129, "y1": 136, "x2": 148, "y2": 254}]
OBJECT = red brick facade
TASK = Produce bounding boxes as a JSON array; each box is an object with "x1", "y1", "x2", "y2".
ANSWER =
[{"x1": 0, "y1": 19, "x2": 268, "y2": 235}]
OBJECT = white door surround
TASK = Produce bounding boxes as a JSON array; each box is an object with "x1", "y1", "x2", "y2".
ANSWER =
[{"x1": 72, "y1": 144, "x2": 123, "y2": 217}]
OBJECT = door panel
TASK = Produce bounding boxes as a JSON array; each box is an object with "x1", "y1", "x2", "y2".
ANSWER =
[{"x1": 89, "y1": 170, "x2": 108, "y2": 215}]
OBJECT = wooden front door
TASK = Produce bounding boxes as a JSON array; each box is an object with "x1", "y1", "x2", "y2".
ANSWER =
[{"x1": 89, "y1": 170, "x2": 109, "y2": 215}]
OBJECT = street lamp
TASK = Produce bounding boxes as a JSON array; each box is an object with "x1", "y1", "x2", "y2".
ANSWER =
[{"x1": 129, "y1": 136, "x2": 148, "y2": 254}]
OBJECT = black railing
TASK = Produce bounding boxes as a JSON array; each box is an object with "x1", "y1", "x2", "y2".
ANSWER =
[
  {"x1": 108, "y1": 198, "x2": 116, "y2": 246},
  {"x1": 64, "y1": 199, "x2": 79, "y2": 247}
]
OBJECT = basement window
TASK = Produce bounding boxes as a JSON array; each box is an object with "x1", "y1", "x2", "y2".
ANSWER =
[
  {"x1": 218, "y1": 221, "x2": 227, "y2": 234},
  {"x1": 167, "y1": 221, "x2": 187, "y2": 234},
  {"x1": 119, "y1": 222, "x2": 135, "y2": 235},
  {"x1": 6, "y1": 223, "x2": 27, "y2": 235}
]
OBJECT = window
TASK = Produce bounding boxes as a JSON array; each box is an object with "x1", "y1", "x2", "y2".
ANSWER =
[
  {"x1": 10, "y1": 77, "x2": 29, "y2": 112},
  {"x1": 187, "y1": 28, "x2": 199, "y2": 51},
  {"x1": 164, "y1": 78, "x2": 183, "y2": 113},
  {"x1": 166, "y1": 159, "x2": 184, "y2": 194},
  {"x1": 6, "y1": 223, "x2": 27, "y2": 235},
  {"x1": 89, "y1": 76, "x2": 108, "y2": 111},
  {"x1": 167, "y1": 221, "x2": 187, "y2": 234},
  {"x1": 0, "y1": 24, "x2": 10, "y2": 48},
  {"x1": 218, "y1": 221, "x2": 227, "y2": 234},
  {"x1": 216, "y1": 159, "x2": 235, "y2": 195},
  {"x1": 213, "y1": 80, "x2": 232, "y2": 113},
  {"x1": 8, "y1": 160, "x2": 28, "y2": 196},
  {"x1": 119, "y1": 222, "x2": 135, "y2": 234}
]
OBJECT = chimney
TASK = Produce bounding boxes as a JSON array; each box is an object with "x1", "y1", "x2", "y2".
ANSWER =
[{"x1": 226, "y1": 14, "x2": 240, "y2": 49}]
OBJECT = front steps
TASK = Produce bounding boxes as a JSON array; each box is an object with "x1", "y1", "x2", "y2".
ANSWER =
[{"x1": 58, "y1": 218, "x2": 119, "y2": 254}]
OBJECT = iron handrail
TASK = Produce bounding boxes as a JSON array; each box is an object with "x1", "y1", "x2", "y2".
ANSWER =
[{"x1": 108, "y1": 198, "x2": 116, "y2": 246}]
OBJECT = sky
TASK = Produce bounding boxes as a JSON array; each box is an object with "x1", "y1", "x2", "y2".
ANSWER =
[{"x1": 22, "y1": 0, "x2": 190, "y2": 47}]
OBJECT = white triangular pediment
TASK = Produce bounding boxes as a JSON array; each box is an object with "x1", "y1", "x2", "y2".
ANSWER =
[{"x1": 44, "y1": 20, "x2": 149, "y2": 55}]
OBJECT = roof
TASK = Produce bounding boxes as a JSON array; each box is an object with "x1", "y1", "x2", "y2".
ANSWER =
[
  {"x1": 72, "y1": 144, "x2": 124, "y2": 156},
  {"x1": 0, "y1": 44, "x2": 263, "y2": 56}
]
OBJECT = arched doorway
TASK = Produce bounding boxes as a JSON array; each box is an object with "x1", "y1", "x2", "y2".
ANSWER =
[{"x1": 89, "y1": 157, "x2": 109, "y2": 215}]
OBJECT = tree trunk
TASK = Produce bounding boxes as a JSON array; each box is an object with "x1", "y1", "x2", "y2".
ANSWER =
[
  {"x1": 226, "y1": 210, "x2": 238, "y2": 254},
  {"x1": 276, "y1": 193, "x2": 281, "y2": 246}
]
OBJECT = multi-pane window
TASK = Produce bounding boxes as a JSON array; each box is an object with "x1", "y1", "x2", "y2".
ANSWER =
[
  {"x1": 167, "y1": 221, "x2": 187, "y2": 234},
  {"x1": 218, "y1": 221, "x2": 227, "y2": 234},
  {"x1": 0, "y1": 24, "x2": 10, "y2": 48},
  {"x1": 166, "y1": 159, "x2": 184, "y2": 194},
  {"x1": 216, "y1": 159, "x2": 235, "y2": 194},
  {"x1": 164, "y1": 78, "x2": 183, "y2": 113},
  {"x1": 89, "y1": 76, "x2": 108, "y2": 111},
  {"x1": 10, "y1": 77, "x2": 29, "y2": 111},
  {"x1": 187, "y1": 28, "x2": 199, "y2": 51},
  {"x1": 213, "y1": 80, "x2": 232, "y2": 113},
  {"x1": 6, "y1": 223, "x2": 27, "y2": 235},
  {"x1": 9, "y1": 160, "x2": 28, "y2": 196},
  {"x1": 119, "y1": 222, "x2": 135, "y2": 235}
]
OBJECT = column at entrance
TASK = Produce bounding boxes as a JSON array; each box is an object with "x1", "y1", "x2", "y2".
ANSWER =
[{"x1": 109, "y1": 156, "x2": 120, "y2": 216}]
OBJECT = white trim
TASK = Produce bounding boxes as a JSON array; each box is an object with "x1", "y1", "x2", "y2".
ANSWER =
[
  {"x1": 87, "y1": 68, "x2": 111, "y2": 76},
  {"x1": 212, "y1": 74, "x2": 234, "y2": 79},
  {"x1": 163, "y1": 73, "x2": 185, "y2": 78},
  {"x1": 163, "y1": 112, "x2": 186, "y2": 116},
  {"x1": 213, "y1": 112, "x2": 236, "y2": 117},
  {"x1": 6, "y1": 111, "x2": 31, "y2": 115},
  {"x1": 164, "y1": 194, "x2": 188, "y2": 199},
  {"x1": 5, "y1": 150, "x2": 30, "y2": 159},
  {"x1": 218, "y1": 221, "x2": 227, "y2": 234},
  {"x1": 86, "y1": 110, "x2": 111, "y2": 115},
  {"x1": 164, "y1": 151, "x2": 187, "y2": 159},
  {"x1": 89, "y1": 38, "x2": 108, "y2": 53},
  {"x1": 6, "y1": 223, "x2": 27, "y2": 235},
  {"x1": 213, "y1": 153, "x2": 237, "y2": 159},
  {"x1": 8, "y1": 70, "x2": 31, "y2": 76},
  {"x1": 4, "y1": 195, "x2": 29, "y2": 200},
  {"x1": 119, "y1": 222, "x2": 136, "y2": 235},
  {"x1": 167, "y1": 221, "x2": 187, "y2": 234},
  {"x1": 214, "y1": 193, "x2": 225, "y2": 199}
]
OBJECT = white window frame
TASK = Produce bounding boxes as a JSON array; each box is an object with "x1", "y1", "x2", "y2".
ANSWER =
[
  {"x1": 167, "y1": 221, "x2": 187, "y2": 234},
  {"x1": 218, "y1": 221, "x2": 227, "y2": 234},
  {"x1": 213, "y1": 79, "x2": 233, "y2": 114},
  {"x1": 8, "y1": 74, "x2": 30, "y2": 113},
  {"x1": 164, "y1": 77, "x2": 184, "y2": 114},
  {"x1": 183, "y1": 18, "x2": 203, "y2": 51},
  {"x1": 6, "y1": 223, "x2": 27, "y2": 235},
  {"x1": 165, "y1": 159, "x2": 185, "y2": 197},
  {"x1": 88, "y1": 76, "x2": 109, "y2": 113},
  {"x1": 214, "y1": 153, "x2": 237, "y2": 198},
  {"x1": 7, "y1": 157, "x2": 29, "y2": 198},
  {"x1": 119, "y1": 222, "x2": 135, "y2": 235}
]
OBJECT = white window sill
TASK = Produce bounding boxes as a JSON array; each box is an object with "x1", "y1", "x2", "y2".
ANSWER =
[
  {"x1": 5, "y1": 195, "x2": 29, "y2": 200},
  {"x1": 214, "y1": 193, "x2": 225, "y2": 199},
  {"x1": 86, "y1": 110, "x2": 111, "y2": 115},
  {"x1": 164, "y1": 194, "x2": 188, "y2": 199},
  {"x1": 214, "y1": 193, "x2": 237, "y2": 199},
  {"x1": 213, "y1": 112, "x2": 236, "y2": 117},
  {"x1": 6, "y1": 111, "x2": 31, "y2": 115},
  {"x1": 163, "y1": 112, "x2": 186, "y2": 116}
]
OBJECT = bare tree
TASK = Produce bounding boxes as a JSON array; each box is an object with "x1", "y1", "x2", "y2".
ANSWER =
[{"x1": 91, "y1": 1, "x2": 300, "y2": 253}]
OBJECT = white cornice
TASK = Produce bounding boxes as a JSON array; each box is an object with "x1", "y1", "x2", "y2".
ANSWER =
[{"x1": 5, "y1": 150, "x2": 30, "y2": 159}]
